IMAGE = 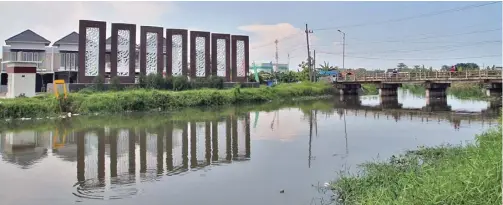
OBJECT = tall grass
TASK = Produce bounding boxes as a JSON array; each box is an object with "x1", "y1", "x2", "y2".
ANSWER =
[
  {"x1": 0, "y1": 97, "x2": 337, "y2": 132},
  {"x1": 361, "y1": 84, "x2": 379, "y2": 95},
  {"x1": 331, "y1": 118, "x2": 502, "y2": 205},
  {"x1": 401, "y1": 82, "x2": 488, "y2": 100},
  {"x1": 0, "y1": 82, "x2": 334, "y2": 119}
]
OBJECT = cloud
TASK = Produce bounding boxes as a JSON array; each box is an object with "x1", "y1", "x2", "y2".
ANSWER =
[
  {"x1": 238, "y1": 23, "x2": 319, "y2": 69},
  {"x1": 0, "y1": 1, "x2": 176, "y2": 52}
]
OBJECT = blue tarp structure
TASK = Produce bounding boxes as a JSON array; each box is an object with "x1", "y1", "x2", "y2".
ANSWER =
[{"x1": 318, "y1": 70, "x2": 338, "y2": 76}]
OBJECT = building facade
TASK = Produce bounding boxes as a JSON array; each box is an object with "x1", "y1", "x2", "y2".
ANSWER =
[{"x1": 250, "y1": 62, "x2": 289, "y2": 74}]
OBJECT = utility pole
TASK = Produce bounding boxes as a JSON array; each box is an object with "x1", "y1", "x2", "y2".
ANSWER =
[
  {"x1": 274, "y1": 39, "x2": 279, "y2": 73},
  {"x1": 287, "y1": 53, "x2": 290, "y2": 69},
  {"x1": 305, "y1": 24, "x2": 313, "y2": 82},
  {"x1": 338, "y1": 30, "x2": 346, "y2": 71},
  {"x1": 313, "y1": 50, "x2": 316, "y2": 82}
]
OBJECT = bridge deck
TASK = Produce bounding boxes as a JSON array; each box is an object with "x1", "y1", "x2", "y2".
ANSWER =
[{"x1": 335, "y1": 70, "x2": 503, "y2": 83}]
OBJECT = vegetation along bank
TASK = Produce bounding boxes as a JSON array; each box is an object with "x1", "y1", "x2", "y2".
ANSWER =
[
  {"x1": 0, "y1": 80, "x2": 335, "y2": 119},
  {"x1": 401, "y1": 82, "x2": 491, "y2": 100},
  {"x1": 330, "y1": 117, "x2": 502, "y2": 205}
]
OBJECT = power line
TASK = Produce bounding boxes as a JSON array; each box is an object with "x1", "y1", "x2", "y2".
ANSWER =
[
  {"x1": 250, "y1": 2, "x2": 499, "y2": 52},
  {"x1": 336, "y1": 40, "x2": 502, "y2": 55},
  {"x1": 342, "y1": 28, "x2": 502, "y2": 44},
  {"x1": 312, "y1": 1, "x2": 500, "y2": 31},
  {"x1": 317, "y1": 52, "x2": 501, "y2": 61}
]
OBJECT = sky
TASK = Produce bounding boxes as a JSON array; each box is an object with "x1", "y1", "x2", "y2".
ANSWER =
[{"x1": 0, "y1": 1, "x2": 501, "y2": 70}]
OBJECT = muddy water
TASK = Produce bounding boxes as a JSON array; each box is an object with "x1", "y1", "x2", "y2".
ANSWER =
[{"x1": 0, "y1": 92, "x2": 499, "y2": 205}]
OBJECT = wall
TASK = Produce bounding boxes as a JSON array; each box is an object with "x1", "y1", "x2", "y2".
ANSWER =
[{"x1": 6, "y1": 73, "x2": 36, "y2": 98}]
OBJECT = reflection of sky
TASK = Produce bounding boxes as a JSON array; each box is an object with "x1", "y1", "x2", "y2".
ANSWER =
[{"x1": 360, "y1": 89, "x2": 491, "y2": 112}]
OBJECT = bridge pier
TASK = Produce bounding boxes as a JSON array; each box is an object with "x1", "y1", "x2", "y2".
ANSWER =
[
  {"x1": 334, "y1": 83, "x2": 361, "y2": 95},
  {"x1": 484, "y1": 82, "x2": 502, "y2": 97},
  {"x1": 424, "y1": 82, "x2": 450, "y2": 98},
  {"x1": 378, "y1": 83, "x2": 401, "y2": 96}
]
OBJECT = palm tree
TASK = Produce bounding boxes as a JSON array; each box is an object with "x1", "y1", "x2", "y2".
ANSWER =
[{"x1": 319, "y1": 61, "x2": 338, "y2": 71}]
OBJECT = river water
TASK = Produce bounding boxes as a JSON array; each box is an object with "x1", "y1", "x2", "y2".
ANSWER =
[{"x1": 0, "y1": 89, "x2": 500, "y2": 205}]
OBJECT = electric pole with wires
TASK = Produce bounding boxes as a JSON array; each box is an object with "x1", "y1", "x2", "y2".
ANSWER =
[{"x1": 305, "y1": 24, "x2": 313, "y2": 82}]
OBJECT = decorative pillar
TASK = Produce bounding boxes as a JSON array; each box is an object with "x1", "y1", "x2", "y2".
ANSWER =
[
  {"x1": 166, "y1": 29, "x2": 188, "y2": 77},
  {"x1": 231, "y1": 35, "x2": 250, "y2": 82},
  {"x1": 189, "y1": 31, "x2": 211, "y2": 79},
  {"x1": 140, "y1": 26, "x2": 164, "y2": 76},
  {"x1": 110, "y1": 23, "x2": 136, "y2": 83},
  {"x1": 211, "y1": 33, "x2": 231, "y2": 81},
  {"x1": 78, "y1": 20, "x2": 106, "y2": 83}
]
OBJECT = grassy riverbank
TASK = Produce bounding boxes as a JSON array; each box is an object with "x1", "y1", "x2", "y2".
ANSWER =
[
  {"x1": 330, "y1": 118, "x2": 502, "y2": 205},
  {"x1": 401, "y1": 82, "x2": 488, "y2": 100},
  {"x1": 0, "y1": 82, "x2": 334, "y2": 119},
  {"x1": 0, "y1": 97, "x2": 336, "y2": 132},
  {"x1": 361, "y1": 84, "x2": 379, "y2": 95}
]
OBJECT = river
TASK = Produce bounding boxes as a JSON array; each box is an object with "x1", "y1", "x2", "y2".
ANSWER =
[{"x1": 0, "y1": 89, "x2": 500, "y2": 205}]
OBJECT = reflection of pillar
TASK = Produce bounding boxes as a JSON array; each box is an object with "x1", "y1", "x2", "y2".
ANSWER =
[
  {"x1": 77, "y1": 131, "x2": 85, "y2": 182},
  {"x1": 128, "y1": 129, "x2": 136, "y2": 174},
  {"x1": 109, "y1": 129, "x2": 118, "y2": 178},
  {"x1": 156, "y1": 127, "x2": 164, "y2": 175},
  {"x1": 182, "y1": 123, "x2": 188, "y2": 169},
  {"x1": 379, "y1": 96, "x2": 402, "y2": 109},
  {"x1": 231, "y1": 116, "x2": 238, "y2": 160},
  {"x1": 245, "y1": 113, "x2": 251, "y2": 159},
  {"x1": 165, "y1": 122, "x2": 173, "y2": 171},
  {"x1": 225, "y1": 117, "x2": 232, "y2": 161},
  {"x1": 139, "y1": 129, "x2": 146, "y2": 173},
  {"x1": 190, "y1": 122, "x2": 197, "y2": 168},
  {"x1": 205, "y1": 122, "x2": 211, "y2": 165},
  {"x1": 211, "y1": 121, "x2": 219, "y2": 161},
  {"x1": 97, "y1": 129, "x2": 105, "y2": 182}
]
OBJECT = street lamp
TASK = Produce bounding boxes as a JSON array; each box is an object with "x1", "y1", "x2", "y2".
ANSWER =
[{"x1": 337, "y1": 30, "x2": 346, "y2": 71}]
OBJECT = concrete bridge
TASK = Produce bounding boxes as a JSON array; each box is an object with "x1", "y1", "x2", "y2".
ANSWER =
[{"x1": 333, "y1": 70, "x2": 503, "y2": 98}]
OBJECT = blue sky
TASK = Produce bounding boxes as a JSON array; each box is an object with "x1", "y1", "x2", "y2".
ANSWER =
[{"x1": 0, "y1": 1, "x2": 501, "y2": 70}]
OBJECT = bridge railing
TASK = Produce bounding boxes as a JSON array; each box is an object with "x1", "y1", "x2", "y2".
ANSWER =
[{"x1": 337, "y1": 70, "x2": 503, "y2": 82}]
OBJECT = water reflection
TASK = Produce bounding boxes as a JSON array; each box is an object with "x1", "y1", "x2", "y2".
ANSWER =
[
  {"x1": 0, "y1": 97, "x2": 499, "y2": 205},
  {"x1": 0, "y1": 115, "x2": 251, "y2": 201}
]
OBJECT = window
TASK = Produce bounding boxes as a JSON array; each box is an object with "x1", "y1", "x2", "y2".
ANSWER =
[
  {"x1": 60, "y1": 53, "x2": 65, "y2": 69},
  {"x1": 70, "y1": 53, "x2": 76, "y2": 70},
  {"x1": 66, "y1": 53, "x2": 71, "y2": 69},
  {"x1": 34, "y1": 52, "x2": 39, "y2": 62}
]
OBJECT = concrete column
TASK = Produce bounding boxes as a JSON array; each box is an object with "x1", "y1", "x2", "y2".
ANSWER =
[
  {"x1": 335, "y1": 83, "x2": 362, "y2": 96},
  {"x1": 484, "y1": 82, "x2": 502, "y2": 97},
  {"x1": 378, "y1": 83, "x2": 401, "y2": 97}
]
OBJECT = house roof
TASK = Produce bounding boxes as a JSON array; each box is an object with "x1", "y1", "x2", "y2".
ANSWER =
[
  {"x1": 53, "y1": 32, "x2": 79, "y2": 46},
  {"x1": 5, "y1": 29, "x2": 51, "y2": 46}
]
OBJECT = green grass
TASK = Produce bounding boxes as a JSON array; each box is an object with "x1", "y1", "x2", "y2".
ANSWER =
[
  {"x1": 401, "y1": 82, "x2": 489, "y2": 100},
  {"x1": 362, "y1": 84, "x2": 379, "y2": 95},
  {"x1": 0, "y1": 97, "x2": 337, "y2": 132},
  {"x1": 330, "y1": 118, "x2": 502, "y2": 205},
  {"x1": 0, "y1": 82, "x2": 335, "y2": 119}
]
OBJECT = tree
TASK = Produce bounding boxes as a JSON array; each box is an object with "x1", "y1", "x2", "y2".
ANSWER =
[
  {"x1": 397, "y1": 63, "x2": 408, "y2": 71},
  {"x1": 413, "y1": 65, "x2": 421, "y2": 70},
  {"x1": 455, "y1": 63, "x2": 479, "y2": 71},
  {"x1": 441, "y1": 65, "x2": 450, "y2": 71},
  {"x1": 319, "y1": 61, "x2": 337, "y2": 71},
  {"x1": 429, "y1": 66, "x2": 433, "y2": 71}
]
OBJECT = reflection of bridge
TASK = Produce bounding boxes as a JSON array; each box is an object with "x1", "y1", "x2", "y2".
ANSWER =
[
  {"x1": 333, "y1": 96, "x2": 500, "y2": 123},
  {"x1": 0, "y1": 114, "x2": 251, "y2": 200}
]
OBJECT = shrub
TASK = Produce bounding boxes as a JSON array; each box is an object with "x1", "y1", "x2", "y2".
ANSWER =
[
  {"x1": 0, "y1": 82, "x2": 333, "y2": 119},
  {"x1": 110, "y1": 76, "x2": 122, "y2": 91}
]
